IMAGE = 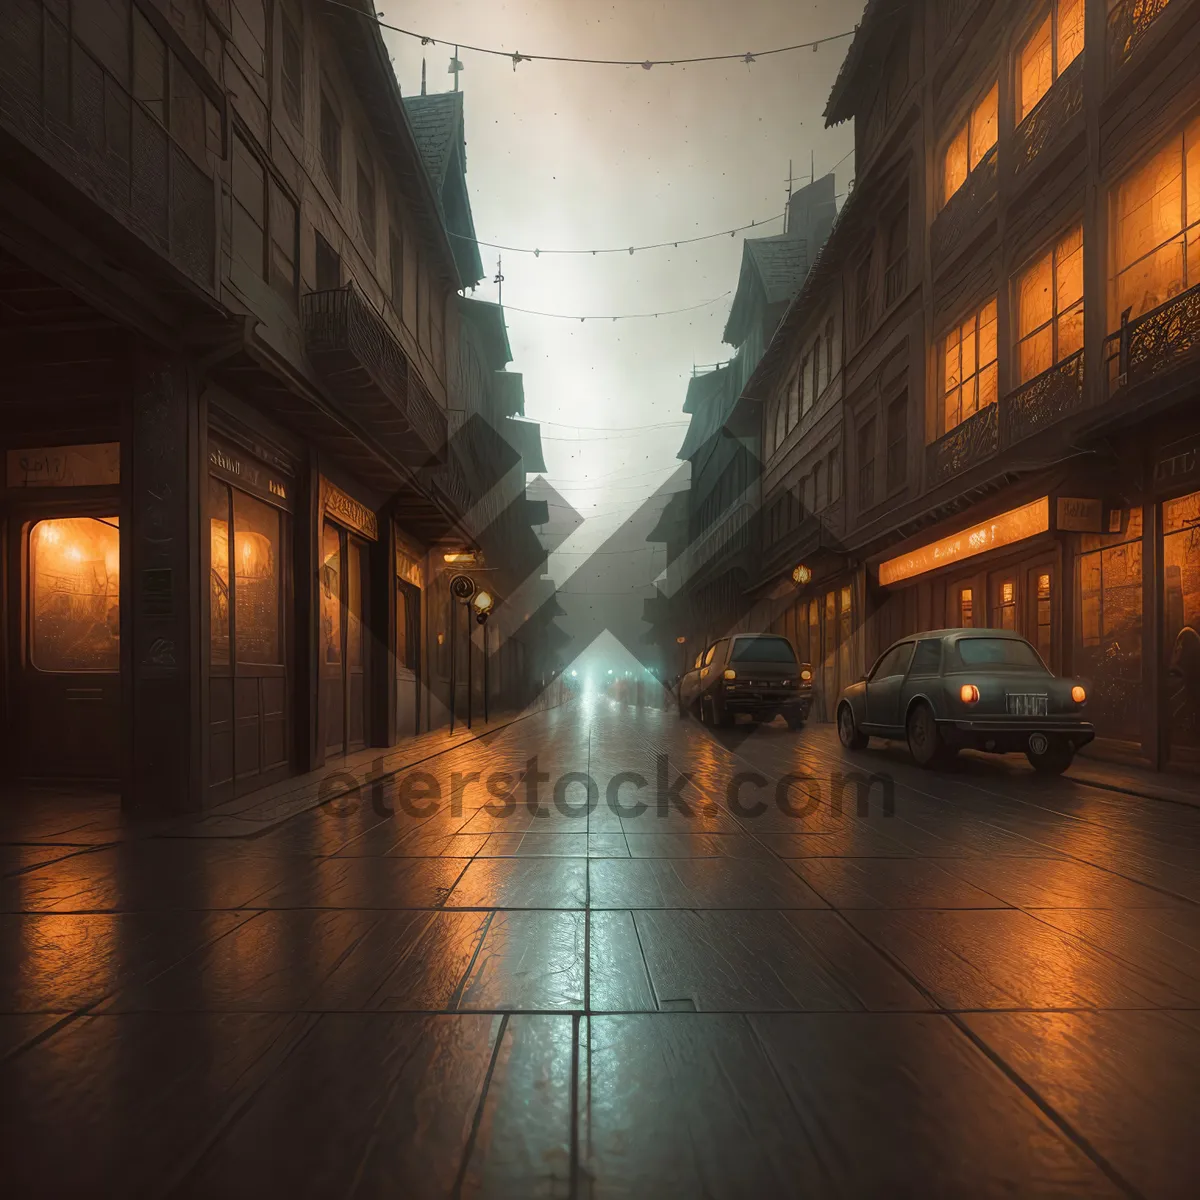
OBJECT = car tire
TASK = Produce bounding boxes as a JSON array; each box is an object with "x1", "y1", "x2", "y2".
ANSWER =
[
  {"x1": 1027, "y1": 745, "x2": 1073, "y2": 775},
  {"x1": 837, "y1": 702, "x2": 868, "y2": 750},
  {"x1": 906, "y1": 701, "x2": 952, "y2": 768}
]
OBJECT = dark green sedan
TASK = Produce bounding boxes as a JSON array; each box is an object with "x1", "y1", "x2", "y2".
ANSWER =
[{"x1": 836, "y1": 628, "x2": 1095, "y2": 774}]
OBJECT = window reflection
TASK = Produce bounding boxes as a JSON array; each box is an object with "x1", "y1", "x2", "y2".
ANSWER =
[
  {"x1": 1016, "y1": 226, "x2": 1084, "y2": 383},
  {"x1": 30, "y1": 517, "x2": 120, "y2": 672},
  {"x1": 1018, "y1": 0, "x2": 1084, "y2": 121},
  {"x1": 941, "y1": 298, "x2": 999, "y2": 434},
  {"x1": 233, "y1": 491, "x2": 281, "y2": 665},
  {"x1": 322, "y1": 522, "x2": 342, "y2": 665},
  {"x1": 941, "y1": 84, "x2": 998, "y2": 207},
  {"x1": 209, "y1": 478, "x2": 231, "y2": 666}
]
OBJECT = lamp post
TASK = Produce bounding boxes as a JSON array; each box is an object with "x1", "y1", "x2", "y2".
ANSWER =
[
  {"x1": 448, "y1": 573, "x2": 476, "y2": 734},
  {"x1": 472, "y1": 590, "x2": 494, "y2": 723}
]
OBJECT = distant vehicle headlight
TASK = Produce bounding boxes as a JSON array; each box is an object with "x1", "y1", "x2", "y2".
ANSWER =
[
  {"x1": 723, "y1": 669, "x2": 737, "y2": 680},
  {"x1": 1071, "y1": 685, "x2": 1087, "y2": 704},
  {"x1": 800, "y1": 668, "x2": 813, "y2": 682},
  {"x1": 960, "y1": 684, "x2": 980, "y2": 704}
]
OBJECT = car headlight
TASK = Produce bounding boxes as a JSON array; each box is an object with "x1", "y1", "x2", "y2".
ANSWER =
[
  {"x1": 723, "y1": 668, "x2": 736, "y2": 680},
  {"x1": 800, "y1": 668, "x2": 813, "y2": 682},
  {"x1": 1071, "y1": 685, "x2": 1086, "y2": 704},
  {"x1": 960, "y1": 684, "x2": 980, "y2": 704}
]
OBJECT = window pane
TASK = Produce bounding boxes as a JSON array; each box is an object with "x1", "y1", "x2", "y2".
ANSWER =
[
  {"x1": 1187, "y1": 122, "x2": 1200, "y2": 230},
  {"x1": 979, "y1": 299, "x2": 999, "y2": 363},
  {"x1": 321, "y1": 523, "x2": 342, "y2": 664},
  {"x1": 269, "y1": 178, "x2": 298, "y2": 299},
  {"x1": 1019, "y1": 327, "x2": 1055, "y2": 382},
  {"x1": 943, "y1": 327, "x2": 961, "y2": 390},
  {"x1": 943, "y1": 123, "x2": 968, "y2": 202},
  {"x1": 1118, "y1": 239, "x2": 1185, "y2": 318},
  {"x1": 1018, "y1": 249, "x2": 1055, "y2": 338},
  {"x1": 233, "y1": 491, "x2": 281, "y2": 665},
  {"x1": 209, "y1": 478, "x2": 230, "y2": 666},
  {"x1": 970, "y1": 85, "x2": 999, "y2": 168},
  {"x1": 944, "y1": 385, "x2": 962, "y2": 434},
  {"x1": 978, "y1": 361, "x2": 999, "y2": 410},
  {"x1": 1058, "y1": 300, "x2": 1085, "y2": 359},
  {"x1": 1056, "y1": 226, "x2": 1085, "y2": 310},
  {"x1": 30, "y1": 517, "x2": 120, "y2": 672},
  {"x1": 961, "y1": 319, "x2": 977, "y2": 380},
  {"x1": 1057, "y1": 0, "x2": 1086, "y2": 70},
  {"x1": 1117, "y1": 139, "x2": 1184, "y2": 268},
  {"x1": 132, "y1": 9, "x2": 167, "y2": 123},
  {"x1": 1019, "y1": 16, "x2": 1053, "y2": 120}
]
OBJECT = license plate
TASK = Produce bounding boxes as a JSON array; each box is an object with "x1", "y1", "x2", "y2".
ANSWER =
[{"x1": 1007, "y1": 693, "x2": 1048, "y2": 716}]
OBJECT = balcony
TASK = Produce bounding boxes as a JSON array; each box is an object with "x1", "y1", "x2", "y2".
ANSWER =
[
  {"x1": 1105, "y1": 282, "x2": 1200, "y2": 396},
  {"x1": 1108, "y1": 0, "x2": 1174, "y2": 74},
  {"x1": 302, "y1": 286, "x2": 448, "y2": 468},
  {"x1": 926, "y1": 351, "x2": 1087, "y2": 489},
  {"x1": 0, "y1": 0, "x2": 216, "y2": 295},
  {"x1": 931, "y1": 146, "x2": 997, "y2": 271},
  {"x1": 1012, "y1": 56, "x2": 1085, "y2": 182}
]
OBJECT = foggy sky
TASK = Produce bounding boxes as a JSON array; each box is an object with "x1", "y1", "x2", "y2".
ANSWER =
[{"x1": 384, "y1": 1, "x2": 864, "y2": 629}]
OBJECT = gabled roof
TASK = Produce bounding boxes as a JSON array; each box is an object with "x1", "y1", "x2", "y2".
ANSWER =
[
  {"x1": 723, "y1": 230, "x2": 809, "y2": 347},
  {"x1": 825, "y1": 0, "x2": 913, "y2": 126},
  {"x1": 403, "y1": 91, "x2": 463, "y2": 191}
]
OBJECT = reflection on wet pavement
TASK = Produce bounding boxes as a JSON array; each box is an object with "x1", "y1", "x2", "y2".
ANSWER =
[{"x1": 1, "y1": 699, "x2": 1198, "y2": 1196}]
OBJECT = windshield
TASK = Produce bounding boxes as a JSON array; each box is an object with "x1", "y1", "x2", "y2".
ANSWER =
[
  {"x1": 949, "y1": 637, "x2": 1049, "y2": 673},
  {"x1": 730, "y1": 636, "x2": 797, "y2": 664}
]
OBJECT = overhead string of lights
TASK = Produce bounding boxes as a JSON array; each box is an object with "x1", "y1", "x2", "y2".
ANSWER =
[
  {"x1": 335, "y1": 3, "x2": 857, "y2": 71},
  {"x1": 499, "y1": 292, "x2": 732, "y2": 322}
]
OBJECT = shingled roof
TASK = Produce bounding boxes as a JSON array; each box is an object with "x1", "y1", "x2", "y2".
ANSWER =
[{"x1": 402, "y1": 91, "x2": 463, "y2": 191}]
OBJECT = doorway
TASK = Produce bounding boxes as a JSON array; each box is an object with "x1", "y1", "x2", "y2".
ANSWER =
[
  {"x1": 321, "y1": 520, "x2": 369, "y2": 757},
  {"x1": 17, "y1": 514, "x2": 121, "y2": 779}
]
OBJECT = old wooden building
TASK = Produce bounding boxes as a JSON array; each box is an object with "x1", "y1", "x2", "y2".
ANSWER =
[
  {"x1": 0, "y1": 0, "x2": 551, "y2": 810},
  {"x1": 716, "y1": 0, "x2": 1200, "y2": 774}
]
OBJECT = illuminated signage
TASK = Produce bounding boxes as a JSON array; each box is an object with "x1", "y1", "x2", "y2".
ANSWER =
[
  {"x1": 323, "y1": 478, "x2": 378, "y2": 540},
  {"x1": 879, "y1": 496, "x2": 1050, "y2": 586},
  {"x1": 209, "y1": 437, "x2": 292, "y2": 509},
  {"x1": 8, "y1": 442, "x2": 120, "y2": 487},
  {"x1": 1056, "y1": 497, "x2": 1102, "y2": 533}
]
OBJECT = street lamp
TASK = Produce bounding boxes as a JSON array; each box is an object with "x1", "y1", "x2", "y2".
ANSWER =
[{"x1": 471, "y1": 590, "x2": 495, "y2": 722}]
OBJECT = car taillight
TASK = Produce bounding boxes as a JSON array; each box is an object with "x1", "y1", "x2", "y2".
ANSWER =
[
  {"x1": 960, "y1": 684, "x2": 980, "y2": 704},
  {"x1": 800, "y1": 668, "x2": 813, "y2": 682},
  {"x1": 723, "y1": 669, "x2": 736, "y2": 680},
  {"x1": 1071, "y1": 685, "x2": 1086, "y2": 704}
]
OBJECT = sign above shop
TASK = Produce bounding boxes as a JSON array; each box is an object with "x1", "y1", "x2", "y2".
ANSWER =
[
  {"x1": 879, "y1": 497, "x2": 1050, "y2": 587},
  {"x1": 208, "y1": 436, "x2": 291, "y2": 509},
  {"x1": 1056, "y1": 497, "x2": 1103, "y2": 533},
  {"x1": 396, "y1": 546, "x2": 423, "y2": 589},
  {"x1": 1154, "y1": 435, "x2": 1200, "y2": 492},
  {"x1": 7, "y1": 442, "x2": 119, "y2": 488},
  {"x1": 323, "y1": 478, "x2": 378, "y2": 540}
]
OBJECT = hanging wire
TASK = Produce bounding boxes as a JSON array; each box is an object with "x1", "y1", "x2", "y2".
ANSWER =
[
  {"x1": 451, "y1": 212, "x2": 784, "y2": 257},
  {"x1": 501, "y1": 292, "x2": 731, "y2": 321},
  {"x1": 333, "y1": 3, "x2": 856, "y2": 69}
]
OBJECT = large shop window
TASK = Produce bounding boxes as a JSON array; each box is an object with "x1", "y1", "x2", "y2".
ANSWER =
[
  {"x1": 209, "y1": 479, "x2": 283, "y2": 667},
  {"x1": 1164, "y1": 489, "x2": 1200, "y2": 766},
  {"x1": 941, "y1": 84, "x2": 998, "y2": 207},
  {"x1": 1077, "y1": 509, "x2": 1143, "y2": 742},
  {"x1": 29, "y1": 517, "x2": 120, "y2": 673},
  {"x1": 1113, "y1": 113, "x2": 1200, "y2": 322},
  {"x1": 1016, "y1": 226, "x2": 1084, "y2": 384},
  {"x1": 941, "y1": 299, "x2": 998, "y2": 435},
  {"x1": 1018, "y1": 0, "x2": 1085, "y2": 121}
]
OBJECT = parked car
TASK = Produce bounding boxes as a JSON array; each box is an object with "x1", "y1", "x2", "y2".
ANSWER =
[
  {"x1": 678, "y1": 634, "x2": 814, "y2": 729},
  {"x1": 836, "y1": 628, "x2": 1094, "y2": 774}
]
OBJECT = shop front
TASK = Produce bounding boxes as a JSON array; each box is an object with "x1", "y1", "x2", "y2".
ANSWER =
[
  {"x1": 320, "y1": 479, "x2": 377, "y2": 760},
  {"x1": 4, "y1": 442, "x2": 122, "y2": 781},
  {"x1": 206, "y1": 432, "x2": 295, "y2": 803}
]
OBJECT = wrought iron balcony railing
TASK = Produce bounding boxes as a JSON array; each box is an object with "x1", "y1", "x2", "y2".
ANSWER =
[
  {"x1": 1105, "y1": 281, "x2": 1200, "y2": 395},
  {"x1": 1108, "y1": 0, "x2": 1174, "y2": 74},
  {"x1": 303, "y1": 286, "x2": 448, "y2": 467},
  {"x1": 0, "y1": 0, "x2": 216, "y2": 294},
  {"x1": 926, "y1": 351, "x2": 1087, "y2": 489},
  {"x1": 931, "y1": 145, "x2": 998, "y2": 270},
  {"x1": 1012, "y1": 56, "x2": 1085, "y2": 180}
]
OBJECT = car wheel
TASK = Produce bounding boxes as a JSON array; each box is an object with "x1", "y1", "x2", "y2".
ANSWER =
[
  {"x1": 1027, "y1": 745, "x2": 1073, "y2": 775},
  {"x1": 837, "y1": 702, "x2": 868, "y2": 750},
  {"x1": 906, "y1": 701, "x2": 951, "y2": 768}
]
